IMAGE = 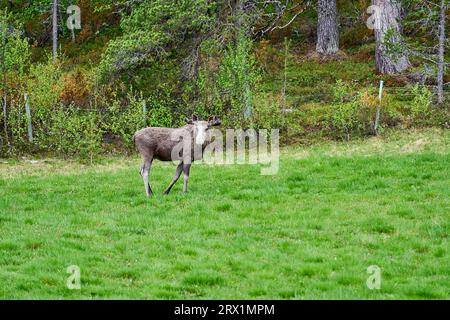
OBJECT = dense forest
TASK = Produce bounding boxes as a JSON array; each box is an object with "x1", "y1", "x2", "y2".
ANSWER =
[{"x1": 0, "y1": 0, "x2": 448, "y2": 159}]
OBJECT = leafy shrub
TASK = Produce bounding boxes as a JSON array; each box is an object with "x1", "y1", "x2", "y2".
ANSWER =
[
  {"x1": 283, "y1": 103, "x2": 331, "y2": 142},
  {"x1": 252, "y1": 93, "x2": 284, "y2": 129},
  {"x1": 217, "y1": 31, "x2": 260, "y2": 127},
  {"x1": 405, "y1": 85, "x2": 433, "y2": 126},
  {"x1": 328, "y1": 102, "x2": 361, "y2": 140},
  {"x1": 107, "y1": 92, "x2": 146, "y2": 149},
  {"x1": 49, "y1": 106, "x2": 104, "y2": 162},
  {"x1": 332, "y1": 79, "x2": 355, "y2": 103},
  {"x1": 147, "y1": 95, "x2": 173, "y2": 128},
  {"x1": 254, "y1": 40, "x2": 283, "y2": 74},
  {"x1": 26, "y1": 58, "x2": 63, "y2": 113},
  {"x1": 60, "y1": 69, "x2": 94, "y2": 108}
]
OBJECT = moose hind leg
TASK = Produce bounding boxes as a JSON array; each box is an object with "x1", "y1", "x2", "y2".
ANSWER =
[
  {"x1": 183, "y1": 163, "x2": 191, "y2": 193},
  {"x1": 141, "y1": 158, "x2": 153, "y2": 196},
  {"x1": 163, "y1": 162, "x2": 183, "y2": 195}
]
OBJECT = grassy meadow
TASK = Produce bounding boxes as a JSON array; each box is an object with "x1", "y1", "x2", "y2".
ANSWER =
[{"x1": 0, "y1": 129, "x2": 449, "y2": 299}]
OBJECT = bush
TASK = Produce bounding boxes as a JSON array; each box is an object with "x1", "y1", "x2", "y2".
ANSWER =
[
  {"x1": 147, "y1": 92, "x2": 174, "y2": 128},
  {"x1": 252, "y1": 93, "x2": 284, "y2": 130},
  {"x1": 60, "y1": 69, "x2": 94, "y2": 108},
  {"x1": 107, "y1": 92, "x2": 146, "y2": 150},
  {"x1": 217, "y1": 31, "x2": 260, "y2": 128},
  {"x1": 405, "y1": 85, "x2": 433, "y2": 126},
  {"x1": 49, "y1": 107, "x2": 104, "y2": 162},
  {"x1": 328, "y1": 102, "x2": 362, "y2": 140},
  {"x1": 332, "y1": 79, "x2": 355, "y2": 103},
  {"x1": 24, "y1": 59, "x2": 63, "y2": 153}
]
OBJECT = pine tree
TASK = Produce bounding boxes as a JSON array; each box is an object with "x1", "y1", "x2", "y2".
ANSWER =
[{"x1": 316, "y1": 0, "x2": 339, "y2": 55}]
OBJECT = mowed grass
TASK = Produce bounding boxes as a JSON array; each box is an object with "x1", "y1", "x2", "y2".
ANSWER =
[{"x1": 0, "y1": 129, "x2": 449, "y2": 299}]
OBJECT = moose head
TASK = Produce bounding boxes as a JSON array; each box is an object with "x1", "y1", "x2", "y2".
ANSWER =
[{"x1": 187, "y1": 115, "x2": 221, "y2": 145}]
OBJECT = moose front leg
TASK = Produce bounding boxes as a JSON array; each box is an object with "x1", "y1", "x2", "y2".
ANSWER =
[
  {"x1": 163, "y1": 162, "x2": 183, "y2": 195},
  {"x1": 182, "y1": 163, "x2": 191, "y2": 193}
]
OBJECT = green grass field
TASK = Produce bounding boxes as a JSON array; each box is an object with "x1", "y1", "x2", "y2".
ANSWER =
[{"x1": 0, "y1": 129, "x2": 449, "y2": 299}]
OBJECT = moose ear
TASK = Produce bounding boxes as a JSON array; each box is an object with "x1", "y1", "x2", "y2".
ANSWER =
[{"x1": 208, "y1": 115, "x2": 221, "y2": 126}]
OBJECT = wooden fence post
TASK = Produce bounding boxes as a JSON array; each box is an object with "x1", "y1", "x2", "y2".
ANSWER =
[
  {"x1": 24, "y1": 94, "x2": 33, "y2": 142},
  {"x1": 2, "y1": 96, "x2": 8, "y2": 148},
  {"x1": 373, "y1": 80, "x2": 383, "y2": 135}
]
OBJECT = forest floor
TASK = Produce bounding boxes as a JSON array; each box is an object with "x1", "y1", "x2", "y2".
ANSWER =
[{"x1": 0, "y1": 128, "x2": 448, "y2": 299}]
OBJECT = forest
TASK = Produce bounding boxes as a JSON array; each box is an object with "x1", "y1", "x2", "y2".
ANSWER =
[{"x1": 0, "y1": 0, "x2": 447, "y2": 159}]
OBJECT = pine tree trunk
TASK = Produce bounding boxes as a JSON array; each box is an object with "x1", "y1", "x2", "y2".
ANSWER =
[
  {"x1": 316, "y1": 0, "x2": 339, "y2": 55},
  {"x1": 52, "y1": 0, "x2": 58, "y2": 63},
  {"x1": 373, "y1": 0, "x2": 410, "y2": 74},
  {"x1": 436, "y1": 0, "x2": 446, "y2": 105}
]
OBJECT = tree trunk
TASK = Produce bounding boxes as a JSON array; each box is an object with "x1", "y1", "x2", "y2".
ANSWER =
[
  {"x1": 52, "y1": 0, "x2": 58, "y2": 63},
  {"x1": 373, "y1": 0, "x2": 410, "y2": 74},
  {"x1": 234, "y1": 0, "x2": 252, "y2": 119},
  {"x1": 316, "y1": 0, "x2": 339, "y2": 55},
  {"x1": 436, "y1": 0, "x2": 446, "y2": 105}
]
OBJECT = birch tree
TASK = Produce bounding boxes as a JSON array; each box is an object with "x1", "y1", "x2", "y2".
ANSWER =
[
  {"x1": 52, "y1": 0, "x2": 58, "y2": 62},
  {"x1": 436, "y1": 0, "x2": 447, "y2": 104}
]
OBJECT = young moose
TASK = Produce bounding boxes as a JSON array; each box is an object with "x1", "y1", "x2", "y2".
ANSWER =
[{"x1": 133, "y1": 115, "x2": 221, "y2": 196}]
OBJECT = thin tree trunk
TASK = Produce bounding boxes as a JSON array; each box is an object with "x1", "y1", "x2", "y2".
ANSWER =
[
  {"x1": 52, "y1": 0, "x2": 58, "y2": 63},
  {"x1": 234, "y1": 0, "x2": 252, "y2": 119},
  {"x1": 281, "y1": 38, "x2": 289, "y2": 109},
  {"x1": 1, "y1": 29, "x2": 6, "y2": 150},
  {"x1": 436, "y1": 0, "x2": 446, "y2": 105},
  {"x1": 373, "y1": 0, "x2": 410, "y2": 74},
  {"x1": 58, "y1": 2, "x2": 65, "y2": 38},
  {"x1": 316, "y1": 0, "x2": 339, "y2": 55},
  {"x1": 2, "y1": 96, "x2": 8, "y2": 149}
]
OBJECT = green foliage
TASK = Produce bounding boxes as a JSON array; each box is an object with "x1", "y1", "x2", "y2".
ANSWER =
[
  {"x1": 383, "y1": 27, "x2": 408, "y2": 62},
  {"x1": 147, "y1": 95, "x2": 173, "y2": 128},
  {"x1": 107, "y1": 92, "x2": 146, "y2": 148},
  {"x1": 408, "y1": 85, "x2": 433, "y2": 117},
  {"x1": 0, "y1": 9, "x2": 31, "y2": 77},
  {"x1": 26, "y1": 58, "x2": 63, "y2": 112},
  {"x1": 252, "y1": 93, "x2": 284, "y2": 130},
  {"x1": 329, "y1": 102, "x2": 362, "y2": 140},
  {"x1": 97, "y1": 0, "x2": 216, "y2": 83},
  {"x1": 20, "y1": 59, "x2": 63, "y2": 153},
  {"x1": 49, "y1": 107, "x2": 104, "y2": 162},
  {"x1": 107, "y1": 91, "x2": 174, "y2": 150},
  {"x1": 216, "y1": 31, "x2": 259, "y2": 127},
  {"x1": 1, "y1": 0, "x2": 448, "y2": 158},
  {"x1": 328, "y1": 81, "x2": 367, "y2": 140},
  {"x1": 332, "y1": 79, "x2": 354, "y2": 103}
]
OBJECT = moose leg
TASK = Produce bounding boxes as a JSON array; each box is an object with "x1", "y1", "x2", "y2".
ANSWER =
[
  {"x1": 182, "y1": 163, "x2": 191, "y2": 193},
  {"x1": 141, "y1": 157, "x2": 153, "y2": 196},
  {"x1": 163, "y1": 162, "x2": 183, "y2": 195}
]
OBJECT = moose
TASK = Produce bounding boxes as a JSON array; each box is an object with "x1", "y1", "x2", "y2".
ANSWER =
[{"x1": 133, "y1": 115, "x2": 221, "y2": 196}]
